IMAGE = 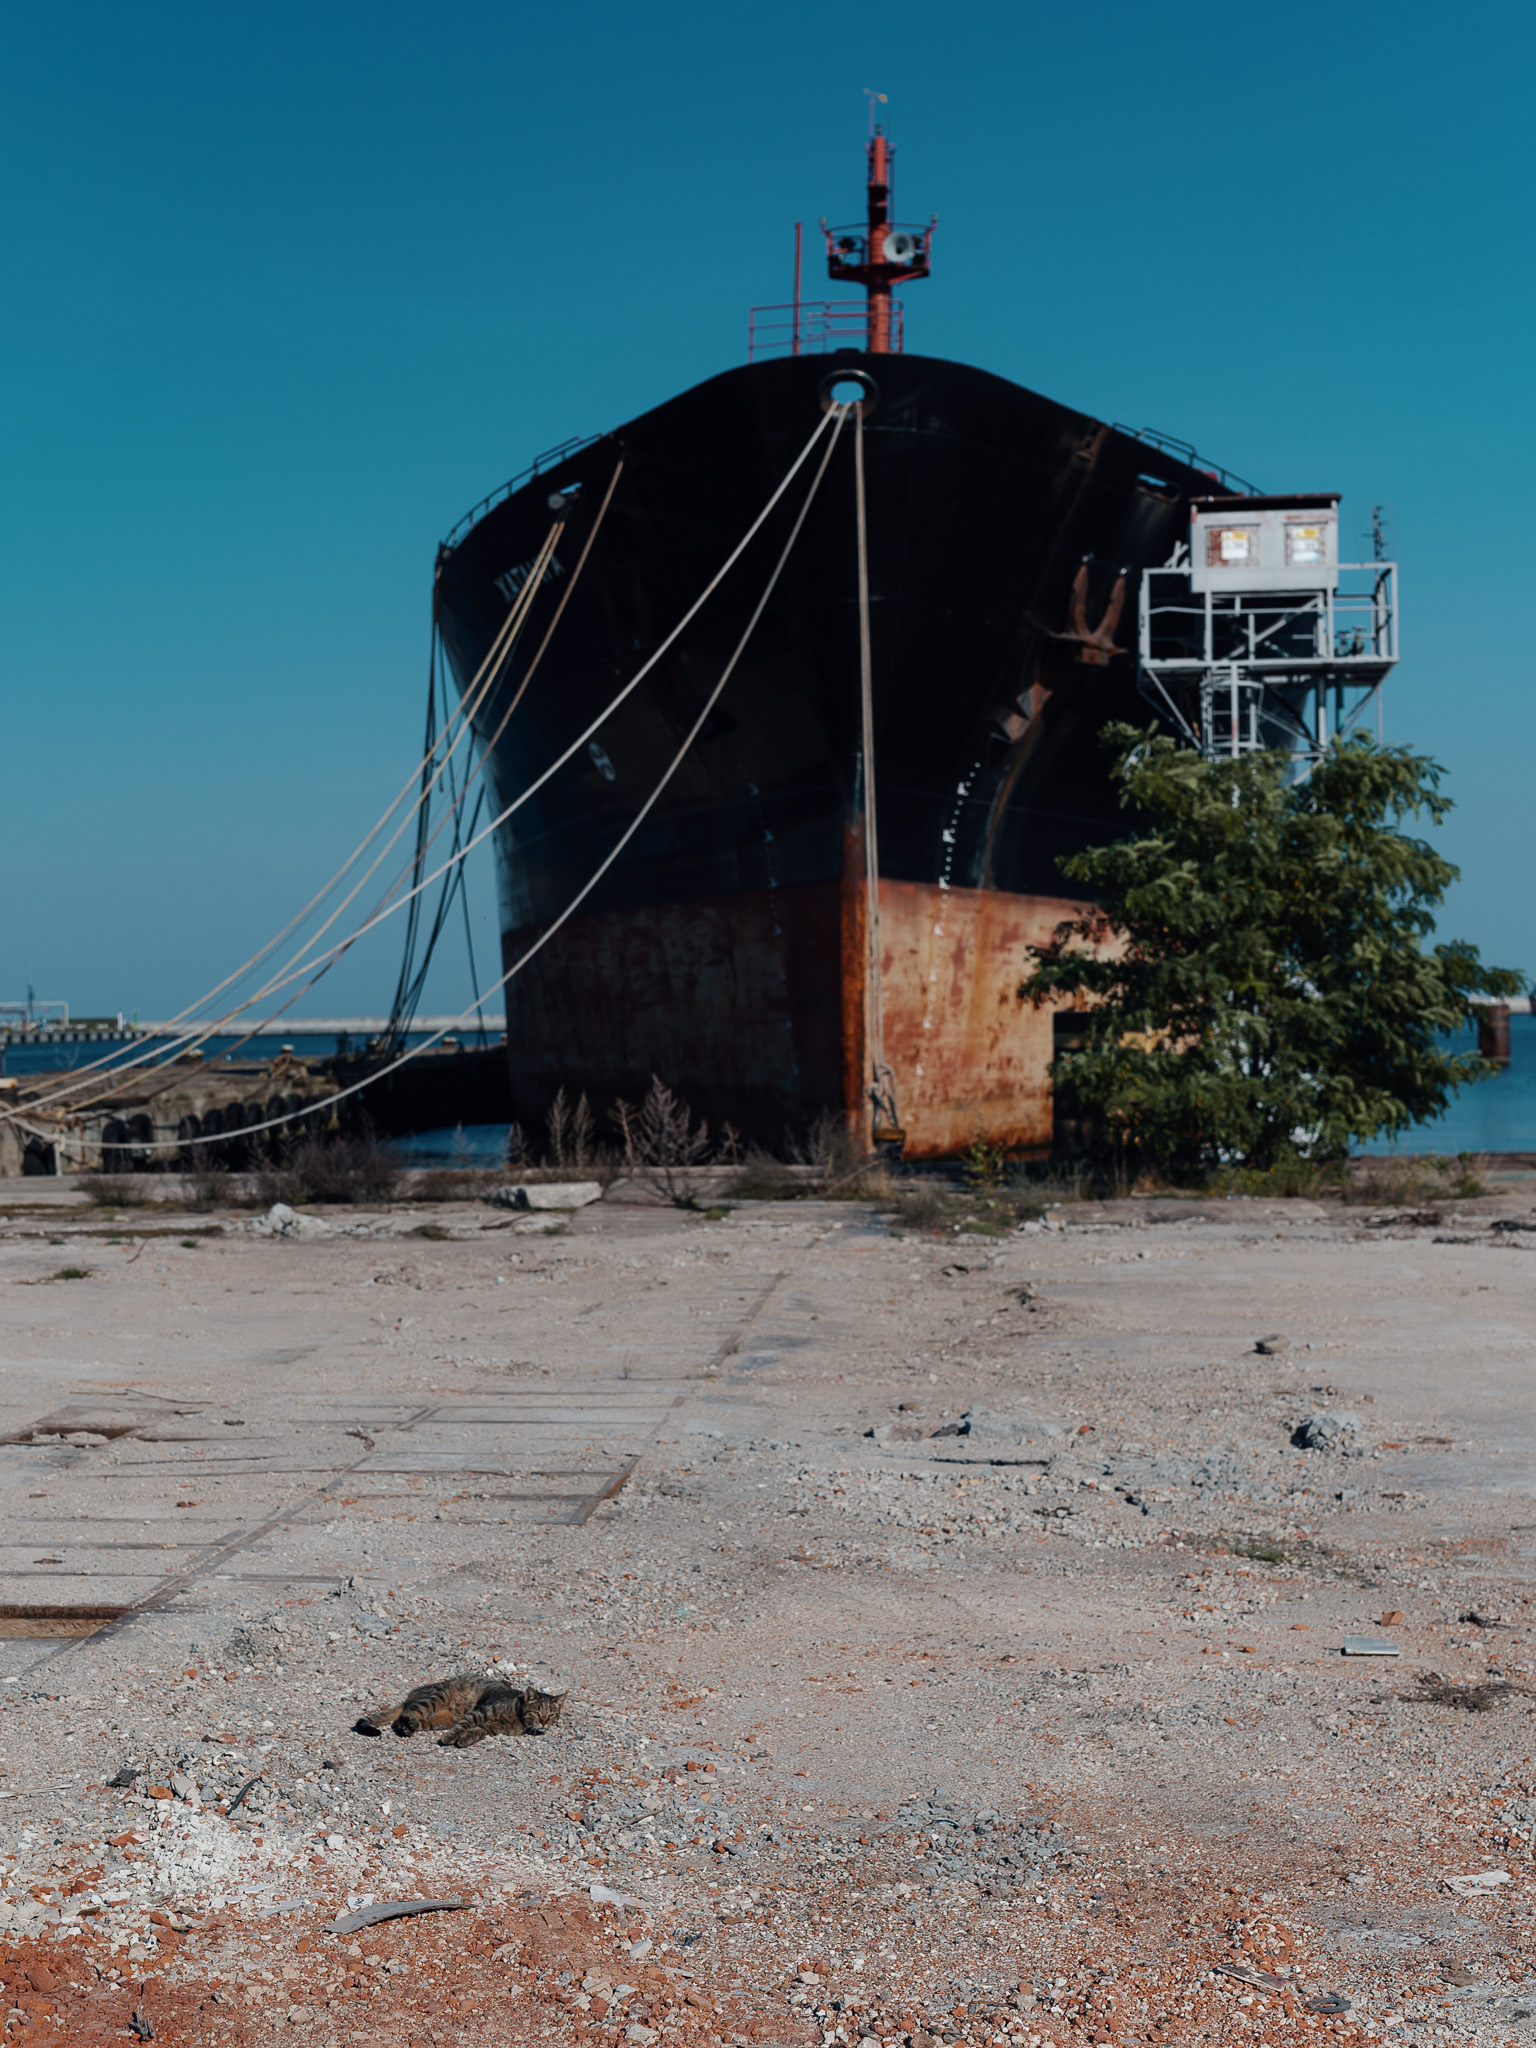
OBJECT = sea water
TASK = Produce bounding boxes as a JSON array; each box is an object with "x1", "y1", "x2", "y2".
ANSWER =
[
  {"x1": 11, "y1": 1021, "x2": 1532, "y2": 1161},
  {"x1": 386, "y1": 1123, "x2": 512, "y2": 1169},
  {"x1": 380, "y1": 1019, "x2": 1536, "y2": 1171},
  {"x1": 0, "y1": 1029, "x2": 482, "y2": 1076},
  {"x1": 1391, "y1": 1013, "x2": 1536, "y2": 1155}
]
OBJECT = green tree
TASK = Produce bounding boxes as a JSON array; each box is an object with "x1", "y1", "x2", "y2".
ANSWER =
[{"x1": 1020, "y1": 726, "x2": 1525, "y2": 1179}]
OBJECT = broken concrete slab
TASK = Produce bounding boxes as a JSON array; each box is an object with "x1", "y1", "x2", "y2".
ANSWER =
[{"x1": 493, "y1": 1181, "x2": 604, "y2": 1211}]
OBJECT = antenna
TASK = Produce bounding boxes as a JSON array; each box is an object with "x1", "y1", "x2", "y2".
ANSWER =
[
  {"x1": 823, "y1": 109, "x2": 934, "y2": 354},
  {"x1": 1368, "y1": 504, "x2": 1392, "y2": 562},
  {"x1": 748, "y1": 104, "x2": 933, "y2": 362},
  {"x1": 792, "y1": 221, "x2": 802, "y2": 357}
]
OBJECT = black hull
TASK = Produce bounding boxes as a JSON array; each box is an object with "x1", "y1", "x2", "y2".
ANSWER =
[{"x1": 435, "y1": 352, "x2": 1227, "y2": 1150}]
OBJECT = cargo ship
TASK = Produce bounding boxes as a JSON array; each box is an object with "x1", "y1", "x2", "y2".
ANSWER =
[{"x1": 431, "y1": 125, "x2": 1253, "y2": 1157}]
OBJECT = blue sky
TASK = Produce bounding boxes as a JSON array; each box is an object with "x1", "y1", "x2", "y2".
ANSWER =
[{"x1": 4, "y1": 0, "x2": 1532, "y2": 1019}]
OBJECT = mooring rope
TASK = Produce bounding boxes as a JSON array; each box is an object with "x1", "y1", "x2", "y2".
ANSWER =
[
  {"x1": 853, "y1": 401, "x2": 896, "y2": 1136},
  {"x1": 192, "y1": 464, "x2": 634, "y2": 1070},
  {"x1": 308, "y1": 400, "x2": 844, "y2": 958},
  {"x1": 464, "y1": 459, "x2": 628, "y2": 798},
  {"x1": 27, "y1": 405, "x2": 851, "y2": 1159},
  {"x1": 18, "y1": 518, "x2": 567, "y2": 1117},
  {"x1": 17, "y1": 403, "x2": 836, "y2": 1130},
  {"x1": 27, "y1": 403, "x2": 841, "y2": 1112},
  {"x1": 376, "y1": 458, "x2": 629, "y2": 1048}
]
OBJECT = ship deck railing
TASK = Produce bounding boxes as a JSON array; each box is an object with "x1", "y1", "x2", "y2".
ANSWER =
[
  {"x1": 1113, "y1": 424, "x2": 1262, "y2": 499},
  {"x1": 440, "y1": 434, "x2": 605, "y2": 551}
]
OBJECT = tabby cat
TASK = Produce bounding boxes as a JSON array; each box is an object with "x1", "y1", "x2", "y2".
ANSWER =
[
  {"x1": 355, "y1": 1669, "x2": 567, "y2": 1746},
  {"x1": 436, "y1": 1682, "x2": 566, "y2": 1747}
]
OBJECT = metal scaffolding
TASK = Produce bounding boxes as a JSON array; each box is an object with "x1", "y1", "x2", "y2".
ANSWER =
[{"x1": 1138, "y1": 495, "x2": 1398, "y2": 764}]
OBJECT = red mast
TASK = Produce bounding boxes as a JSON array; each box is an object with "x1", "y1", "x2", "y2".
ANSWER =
[{"x1": 822, "y1": 112, "x2": 935, "y2": 354}]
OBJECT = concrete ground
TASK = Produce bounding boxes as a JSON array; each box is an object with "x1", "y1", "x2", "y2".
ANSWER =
[{"x1": 2, "y1": 1173, "x2": 1536, "y2": 2047}]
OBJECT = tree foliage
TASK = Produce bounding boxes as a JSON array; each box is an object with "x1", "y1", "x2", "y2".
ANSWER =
[{"x1": 1020, "y1": 727, "x2": 1525, "y2": 1178}]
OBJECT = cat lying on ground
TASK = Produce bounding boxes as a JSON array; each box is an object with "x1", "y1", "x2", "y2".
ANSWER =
[{"x1": 354, "y1": 1671, "x2": 567, "y2": 1746}]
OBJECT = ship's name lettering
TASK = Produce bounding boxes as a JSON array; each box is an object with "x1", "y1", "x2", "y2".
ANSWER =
[{"x1": 494, "y1": 555, "x2": 566, "y2": 603}]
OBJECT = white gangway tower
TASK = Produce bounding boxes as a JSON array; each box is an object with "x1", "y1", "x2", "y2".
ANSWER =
[{"x1": 1138, "y1": 495, "x2": 1398, "y2": 763}]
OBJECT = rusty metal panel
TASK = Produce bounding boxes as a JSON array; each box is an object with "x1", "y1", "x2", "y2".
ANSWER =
[
  {"x1": 839, "y1": 819, "x2": 871, "y2": 1143},
  {"x1": 499, "y1": 877, "x2": 1083, "y2": 1159},
  {"x1": 0, "y1": 1609, "x2": 125, "y2": 1639},
  {"x1": 878, "y1": 881, "x2": 1078, "y2": 1157},
  {"x1": 502, "y1": 882, "x2": 845, "y2": 1141}
]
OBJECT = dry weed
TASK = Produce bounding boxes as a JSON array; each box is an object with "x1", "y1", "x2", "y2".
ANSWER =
[
  {"x1": 611, "y1": 1077, "x2": 713, "y2": 1207},
  {"x1": 179, "y1": 1164, "x2": 234, "y2": 1209},
  {"x1": 1346, "y1": 1151, "x2": 1487, "y2": 1207},
  {"x1": 77, "y1": 1173, "x2": 150, "y2": 1207},
  {"x1": 253, "y1": 1135, "x2": 399, "y2": 1207},
  {"x1": 546, "y1": 1086, "x2": 599, "y2": 1169},
  {"x1": 727, "y1": 1150, "x2": 804, "y2": 1201}
]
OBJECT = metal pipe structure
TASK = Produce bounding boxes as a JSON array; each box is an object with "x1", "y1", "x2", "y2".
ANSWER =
[
  {"x1": 792, "y1": 221, "x2": 802, "y2": 357},
  {"x1": 822, "y1": 113, "x2": 934, "y2": 355}
]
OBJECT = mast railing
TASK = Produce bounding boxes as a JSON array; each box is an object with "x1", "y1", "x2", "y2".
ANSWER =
[{"x1": 748, "y1": 298, "x2": 903, "y2": 361}]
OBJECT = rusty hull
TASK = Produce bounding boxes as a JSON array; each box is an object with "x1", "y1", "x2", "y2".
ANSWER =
[
  {"x1": 502, "y1": 877, "x2": 1072, "y2": 1159},
  {"x1": 879, "y1": 880, "x2": 1073, "y2": 1156}
]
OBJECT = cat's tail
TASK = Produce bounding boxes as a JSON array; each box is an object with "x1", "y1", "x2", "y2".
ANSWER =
[{"x1": 353, "y1": 1701, "x2": 405, "y2": 1737}]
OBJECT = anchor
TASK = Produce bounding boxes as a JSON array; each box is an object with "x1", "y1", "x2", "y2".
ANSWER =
[{"x1": 1056, "y1": 555, "x2": 1128, "y2": 665}]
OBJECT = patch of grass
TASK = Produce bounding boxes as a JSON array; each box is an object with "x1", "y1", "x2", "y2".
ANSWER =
[
  {"x1": 36, "y1": 1266, "x2": 91, "y2": 1283},
  {"x1": 1343, "y1": 1152, "x2": 1488, "y2": 1208},
  {"x1": 78, "y1": 1174, "x2": 150, "y2": 1208},
  {"x1": 961, "y1": 1130, "x2": 1009, "y2": 1191},
  {"x1": 179, "y1": 1165, "x2": 233, "y2": 1210},
  {"x1": 697, "y1": 1205, "x2": 733, "y2": 1222},
  {"x1": 886, "y1": 1181, "x2": 1052, "y2": 1235},
  {"x1": 828, "y1": 1162, "x2": 903, "y2": 1202},
  {"x1": 412, "y1": 1167, "x2": 492, "y2": 1203},
  {"x1": 790, "y1": 1110, "x2": 867, "y2": 1186},
  {"x1": 888, "y1": 1182, "x2": 953, "y2": 1233},
  {"x1": 726, "y1": 1151, "x2": 804, "y2": 1201},
  {"x1": 1175, "y1": 1529, "x2": 1334, "y2": 1569},
  {"x1": 1208, "y1": 1158, "x2": 1346, "y2": 1200},
  {"x1": 410, "y1": 1222, "x2": 452, "y2": 1240},
  {"x1": 178, "y1": 1238, "x2": 203, "y2": 1251},
  {"x1": 986, "y1": 1188, "x2": 1050, "y2": 1225},
  {"x1": 253, "y1": 1134, "x2": 400, "y2": 1207}
]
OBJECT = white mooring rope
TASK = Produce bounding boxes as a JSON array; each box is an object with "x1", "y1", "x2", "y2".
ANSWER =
[
  {"x1": 20, "y1": 517, "x2": 568, "y2": 1116},
  {"x1": 11, "y1": 407, "x2": 848, "y2": 1156},
  {"x1": 21, "y1": 405, "x2": 838, "y2": 1124},
  {"x1": 853, "y1": 401, "x2": 897, "y2": 1137}
]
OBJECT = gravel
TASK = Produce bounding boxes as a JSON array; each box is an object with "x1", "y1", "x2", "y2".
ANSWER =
[{"x1": 1, "y1": 1178, "x2": 1535, "y2": 2044}]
